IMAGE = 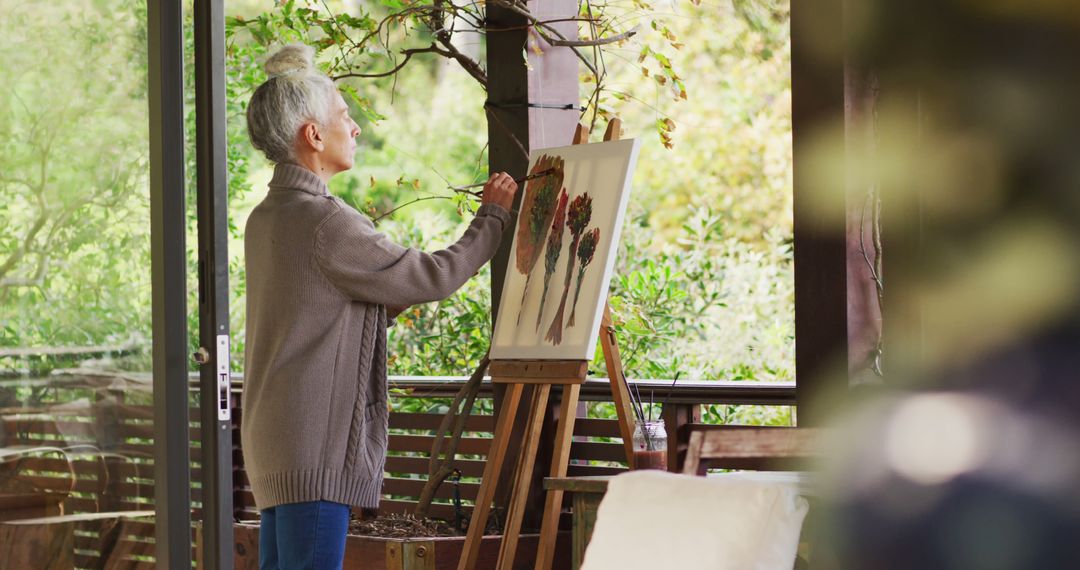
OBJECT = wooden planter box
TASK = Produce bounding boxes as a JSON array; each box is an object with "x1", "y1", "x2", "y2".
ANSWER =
[{"x1": 203, "y1": 522, "x2": 570, "y2": 570}]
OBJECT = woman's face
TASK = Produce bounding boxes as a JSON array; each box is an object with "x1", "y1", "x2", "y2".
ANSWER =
[{"x1": 320, "y1": 90, "x2": 361, "y2": 175}]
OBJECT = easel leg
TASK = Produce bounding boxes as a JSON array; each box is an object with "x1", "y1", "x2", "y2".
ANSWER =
[
  {"x1": 534, "y1": 383, "x2": 581, "y2": 570},
  {"x1": 591, "y1": 119, "x2": 636, "y2": 467},
  {"x1": 458, "y1": 382, "x2": 524, "y2": 570},
  {"x1": 600, "y1": 303, "x2": 637, "y2": 466},
  {"x1": 496, "y1": 384, "x2": 552, "y2": 570}
]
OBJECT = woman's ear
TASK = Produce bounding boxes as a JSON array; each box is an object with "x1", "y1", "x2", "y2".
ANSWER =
[{"x1": 299, "y1": 122, "x2": 324, "y2": 153}]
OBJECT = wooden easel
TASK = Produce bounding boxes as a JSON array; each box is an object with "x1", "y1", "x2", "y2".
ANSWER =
[{"x1": 458, "y1": 119, "x2": 637, "y2": 570}]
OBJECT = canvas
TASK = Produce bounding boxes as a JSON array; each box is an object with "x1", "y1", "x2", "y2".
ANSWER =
[{"x1": 491, "y1": 138, "x2": 641, "y2": 360}]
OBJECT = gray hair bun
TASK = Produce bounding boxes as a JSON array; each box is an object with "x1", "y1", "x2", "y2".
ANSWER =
[
  {"x1": 247, "y1": 43, "x2": 336, "y2": 164},
  {"x1": 264, "y1": 43, "x2": 315, "y2": 79}
]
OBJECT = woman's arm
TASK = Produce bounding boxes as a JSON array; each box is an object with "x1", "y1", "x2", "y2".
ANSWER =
[
  {"x1": 315, "y1": 202, "x2": 510, "y2": 306},
  {"x1": 314, "y1": 173, "x2": 519, "y2": 306}
]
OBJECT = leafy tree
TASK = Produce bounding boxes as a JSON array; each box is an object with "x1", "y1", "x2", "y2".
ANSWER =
[{"x1": 0, "y1": 0, "x2": 152, "y2": 359}]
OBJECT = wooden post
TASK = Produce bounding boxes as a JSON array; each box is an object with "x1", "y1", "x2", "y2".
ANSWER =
[
  {"x1": 791, "y1": 0, "x2": 849, "y2": 425},
  {"x1": 486, "y1": 0, "x2": 581, "y2": 532},
  {"x1": 661, "y1": 403, "x2": 701, "y2": 473},
  {"x1": 486, "y1": 0, "x2": 579, "y2": 325}
]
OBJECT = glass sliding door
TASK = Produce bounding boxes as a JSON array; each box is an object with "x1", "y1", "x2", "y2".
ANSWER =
[{"x1": 0, "y1": 0, "x2": 172, "y2": 567}]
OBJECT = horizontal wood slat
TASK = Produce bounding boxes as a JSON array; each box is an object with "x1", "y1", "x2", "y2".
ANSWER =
[
  {"x1": 111, "y1": 481, "x2": 156, "y2": 499},
  {"x1": 237, "y1": 489, "x2": 255, "y2": 510},
  {"x1": 63, "y1": 497, "x2": 151, "y2": 513},
  {"x1": 381, "y1": 477, "x2": 480, "y2": 502},
  {"x1": 688, "y1": 426, "x2": 821, "y2": 459},
  {"x1": 108, "y1": 444, "x2": 242, "y2": 464},
  {"x1": 73, "y1": 535, "x2": 100, "y2": 551},
  {"x1": 118, "y1": 562, "x2": 155, "y2": 570},
  {"x1": 122, "y1": 520, "x2": 156, "y2": 537},
  {"x1": 389, "y1": 412, "x2": 494, "y2": 432},
  {"x1": 569, "y1": 441, "x2": 628, "y2": 463},
  {"x1": 114, "y1": 406, "x2": 200, "y2": 422},
  {"x1": 74, "y1": 553, "x2": 99, "y2": 568},
  {"x1": 682, "y1": 426, "x2": 821, "y2": 473},
  {"x1": 2, "y1": 419, "x2": 97, "y2": 438},
  {"x1": 387, "y1": 434, "x2": 490, "y2": 456},
  {"x1": 115, "y1": 423, "x2": 158, "y2": 440},
  {"x1": 383, "y1": 456, "x2": 486, "y2": 479},
  {"x1": 573, "y1": 418, "x2": 624, "y2": 438},
  {"x1": 6, "y1": 473, "x2": 88, "y2": 493},
  {"x1": 1, "y1": 456, "x2": 108, "y2": 475}
]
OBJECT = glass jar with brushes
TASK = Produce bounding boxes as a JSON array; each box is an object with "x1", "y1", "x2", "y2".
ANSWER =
[{"x1": 631, "y1": 418, "x2": 667, "y2": 470}]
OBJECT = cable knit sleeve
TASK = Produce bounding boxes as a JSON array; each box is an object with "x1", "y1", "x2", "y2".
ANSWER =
[{"x1": 314, "y1": 201, "x2": 511, "y2": 306}]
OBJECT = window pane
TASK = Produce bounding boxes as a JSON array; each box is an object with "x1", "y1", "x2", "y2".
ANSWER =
[{"x1": 0, "y1": 0, "x2": 161, "y2": 566}]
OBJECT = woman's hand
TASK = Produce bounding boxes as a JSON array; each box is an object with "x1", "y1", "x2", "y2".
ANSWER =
[{"x1": 481, "y1": 172, "x2": 519, "y2": 212}]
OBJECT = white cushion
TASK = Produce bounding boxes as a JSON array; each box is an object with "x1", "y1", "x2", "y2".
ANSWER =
[{"x1": 580, "y1": 471, "x2": 809, "y2": 570}]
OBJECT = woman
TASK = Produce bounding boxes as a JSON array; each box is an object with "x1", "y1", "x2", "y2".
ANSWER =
[{"x1": 241, "y1": 44, "x2": 518, "y2": 569}]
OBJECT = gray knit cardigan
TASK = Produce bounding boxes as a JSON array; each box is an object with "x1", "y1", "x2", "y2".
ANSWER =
[{"x1": 241, "y1": 163, "x2": 510, "y2": 510}]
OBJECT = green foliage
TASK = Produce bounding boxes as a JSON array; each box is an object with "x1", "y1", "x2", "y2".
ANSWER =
[
  {"x1": 599, "y1": 0, "x2": 792, "y2": 244},
  {"x1": 0, "y1": 0, "x2": 152, "y2": 364},
  {"x1": 606, "y1": 204, "x2": 794, "y2": 382}
]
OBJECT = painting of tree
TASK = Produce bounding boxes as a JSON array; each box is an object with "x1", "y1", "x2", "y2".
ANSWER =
[
  {"x1": 545, "y1": 194, "x2": 593, "y2": 345},
  {"x1": 512, "y1": 155, "x2": 565, "y2": 324},
  {"x1": 536, "y1": 188, "x2": 569, "y2": 332},
  {"x1": 568, "y1": 227, "x2": 600, "y2": 327}
]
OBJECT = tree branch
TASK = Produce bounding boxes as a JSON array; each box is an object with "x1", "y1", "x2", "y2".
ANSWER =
[
  {"x1": 371, "y1": 195, "x2": 452, "y2": 223},
  {"x1": 332, "y1": 48, "x2": 423, "y2": 80},
  {"x1": 429, "y1": 28, "x2": 488, "y2": 88},
  {"x1": 483, "y1": 16, "x2": 601, "y2": 32},
  {"x1": 0, "y1": 211, "x2": 43, "y2": 280},
  {"x1": 322, "y1": 0, "x2": 623, "y2": 96},
  {"x1": 0, "y1": 257, "x2": 48, "y2": 289},
  {"x1": 546, "y1": 26, "x2": 638, "y2": 47}
]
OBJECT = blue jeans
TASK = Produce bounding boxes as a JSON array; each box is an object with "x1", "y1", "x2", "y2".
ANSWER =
[{"x1": 259, "y1": 501, "x2": 350, "y2": 570}]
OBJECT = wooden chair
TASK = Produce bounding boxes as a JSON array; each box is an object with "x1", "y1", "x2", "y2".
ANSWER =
[{"x1": 681, "y1": 426, "x2": 823, "y2": 475}]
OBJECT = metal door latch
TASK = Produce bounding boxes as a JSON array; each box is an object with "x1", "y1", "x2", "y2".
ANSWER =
[{"x1": 216, "y1": 335, "x2": 231, "y2": 422}]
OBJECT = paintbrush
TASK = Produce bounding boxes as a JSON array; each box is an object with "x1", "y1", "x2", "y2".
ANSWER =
[{"x1": 450, "y1": 168, "x2": 559, "y2": 196}]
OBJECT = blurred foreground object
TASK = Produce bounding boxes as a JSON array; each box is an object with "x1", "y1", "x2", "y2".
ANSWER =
[
  {"x1": 825, "y1": 389, "x2": 1080, "y2": 569},
  {"x1": 804, "y1": 0, "x2": 1080, "y2": 567}
]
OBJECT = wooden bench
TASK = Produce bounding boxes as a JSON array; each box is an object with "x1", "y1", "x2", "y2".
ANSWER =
[{"x1": 682, "y1": 425, "x2": 823, "y2": 474}]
